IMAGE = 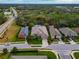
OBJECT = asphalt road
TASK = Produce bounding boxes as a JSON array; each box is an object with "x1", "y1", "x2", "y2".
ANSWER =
[{"x1": 46, "y1": 44, "x2": 79, "y2": 50}]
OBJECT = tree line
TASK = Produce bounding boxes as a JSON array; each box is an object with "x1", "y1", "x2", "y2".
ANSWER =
[{"x1": 16, "y1": 7, "x2": 79, "y2": 28}]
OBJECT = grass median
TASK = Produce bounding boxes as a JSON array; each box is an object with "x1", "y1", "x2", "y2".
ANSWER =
[
  {"x1": 11, "y1": 50, "x2": 57, "y2": 59},
  {"x1": 74, "y1": 52, "x2": 79, "y2": 59}
]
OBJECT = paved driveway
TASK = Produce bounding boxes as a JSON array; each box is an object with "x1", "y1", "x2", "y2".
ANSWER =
[{"x1": 42, "y1": 39, "x2": 48, "y2": 47}]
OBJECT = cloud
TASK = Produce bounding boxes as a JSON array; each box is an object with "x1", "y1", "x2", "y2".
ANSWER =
[
  {"x1": 0, "y1": 0, "x2": 79, "y2": 4},
  {"x1": 55, "y1": 0, "x2": 79, "y2": 3}
]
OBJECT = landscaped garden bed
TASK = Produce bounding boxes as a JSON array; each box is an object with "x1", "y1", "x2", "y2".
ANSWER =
[
  {"x1": 48, "y1": 38, "x2": 59, "y2": 44},
  {"x1": 62, "y1": 37, "x2": 70, "y2": 44}
]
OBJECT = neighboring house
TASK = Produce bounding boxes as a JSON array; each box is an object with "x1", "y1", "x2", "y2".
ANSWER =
[
  {"x1": 18, "y1": 27, "x2": 28, "y2": 39},
  {"x1": 31, "y1": 25, "x2": 48, "y2": 39},
  {"x1": 59, "y1": 28, "x2": 78, "y2": 37},
  {"x1": 49, "y1": 26, "x2": 62, "y2": 39}
]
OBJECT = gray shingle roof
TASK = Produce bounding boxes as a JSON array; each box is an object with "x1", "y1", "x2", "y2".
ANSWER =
[
  {"x1": 31, "y1": 25, "x2": 48, "y2": 39},
  {"x1": 59, "y1": 27, "x2": 78, "y2": 37},
  {"x1": 11, "y1": 56, "x2": 47, "y2": 59},
  {"x1": 49, "y1": 26, "x2": 62, "y2": 39}
]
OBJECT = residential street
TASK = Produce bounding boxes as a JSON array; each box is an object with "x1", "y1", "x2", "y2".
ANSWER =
[
  {"x1": 0, "y1": 43, "x2": 79, "y2": 59},
  {"x1": 46, "y1": 44, "x2": 79, "y2": 59},
  {"x1": 59, "y1": 53, "x2": 72, "y2": 59}
]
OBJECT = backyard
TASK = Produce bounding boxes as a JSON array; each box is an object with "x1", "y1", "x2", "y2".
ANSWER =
[
  {"x1": 7, "y1": 23, "x2": 20, "y2": 42},
  {"x1": 0, "y1": 22, "x2": 21, "y2": 43}
]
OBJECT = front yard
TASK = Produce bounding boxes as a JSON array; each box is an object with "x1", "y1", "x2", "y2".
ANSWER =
[{"x1": 27, "y1": 36, "x2": 42, "y2": 44}]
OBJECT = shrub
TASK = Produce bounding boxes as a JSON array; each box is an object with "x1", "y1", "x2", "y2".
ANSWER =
[
  {"x1": 11, "y1": 47, "x2": 18, "y2": 54},
  {"x1": 3, "y1": 48, "x2": 8, "y2": 54}
]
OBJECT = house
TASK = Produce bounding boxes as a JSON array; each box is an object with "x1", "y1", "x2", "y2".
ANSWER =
[
  {"x1": 49, "y1": 26, "x2": 62, "y2": 39},
  {"x1": 59, "y1": 28, "x2": 78, "y2": 37},
  {"x1": 18, "y1": 27, "x2": 28, "y2": 39},
  {"x1": 31, "y1": 25, "x2": 48, "y2": 39}
]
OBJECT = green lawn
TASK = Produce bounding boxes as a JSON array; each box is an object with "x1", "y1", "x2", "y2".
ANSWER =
[
  {"x1": 0, "y1": 22, "x2": 23, "y2": 43},
  {"x1": 74, "y1": 52, "x2": 79, "y2": 59},
  {"x1": 0, "y1": 49, "x2": 57, "y2": 59},
  {"x1": 0, "y1": 53, "x2": 9, "y2": 59},
  {"x1": 7, "y1": 23, "x2": 25, "y2": 42},
  {"x1": 27, "y1": 38, "x2": 42, "y2": 44},
  {"x1": 6, "y1": 23, "x2": 21, "y2": 42},
  {"x1": 11, "y1": 50, "x2": 57, "y2": 59},
  {"x1": 27, "y1": 36, "x2": 42, "y2": 44}
]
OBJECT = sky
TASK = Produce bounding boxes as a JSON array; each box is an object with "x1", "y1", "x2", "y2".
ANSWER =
[{"x1": 0, "y1": 0, "x2": 79, "y2": 4}]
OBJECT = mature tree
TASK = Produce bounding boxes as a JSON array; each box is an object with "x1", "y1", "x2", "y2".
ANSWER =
[
  {"x1": 3, "y1": 48, "x2": 8, "y2": 54},
  {"x1": 0, "y1": 13, "x2": 6, "y2": 25},
  {"x1": 11, "y1": 47, "x2": 18, "y2": 54}
]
